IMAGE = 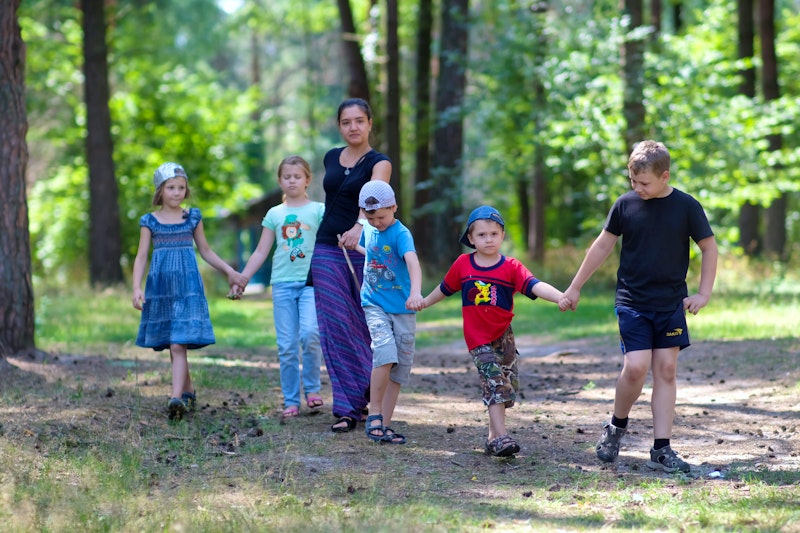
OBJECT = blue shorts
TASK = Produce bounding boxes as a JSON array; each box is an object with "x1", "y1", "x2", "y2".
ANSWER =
[{"x1": 615, "y1": 304, "x2": 690, "y2": 353}]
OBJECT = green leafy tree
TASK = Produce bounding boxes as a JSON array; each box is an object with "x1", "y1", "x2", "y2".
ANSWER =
[{"x1": 23, "y1": 0, "x2": 261, "y2": 282}]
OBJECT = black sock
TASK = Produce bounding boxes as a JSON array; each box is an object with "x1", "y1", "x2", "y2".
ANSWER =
[
  {"x1": 654, "y1": 438, "x2": 670, "y2": 450},
  {"x1": 611, "y1": 415, "x2": 628, "y2": 429}
]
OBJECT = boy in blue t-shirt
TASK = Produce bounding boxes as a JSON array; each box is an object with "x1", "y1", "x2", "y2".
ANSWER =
[{"x1": 355, "y1": 180, "x2": 423, "y2": 444}]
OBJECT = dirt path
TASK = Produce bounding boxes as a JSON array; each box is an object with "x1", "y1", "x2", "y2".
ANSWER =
[
  {"x1": 3, "y1": 335, "x2": 799, "y2": 482},
  {"x1": 402, "y1": 335, "x2": 800, "y2": 477}
]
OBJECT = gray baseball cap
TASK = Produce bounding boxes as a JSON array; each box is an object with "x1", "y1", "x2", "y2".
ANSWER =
[
  {"x1": 153, "y1": 162, "x2": 187, "y2": 190},
  {"x1": 358, "y1": 180, "x2": 396, "y2": 210}
]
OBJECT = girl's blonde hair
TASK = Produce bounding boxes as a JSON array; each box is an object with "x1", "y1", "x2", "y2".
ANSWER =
[
  {"x1": 278, "y1": 155, "x2": 312, "y2": 201},
  {"x1": 152, "y1": 179, "x2": 191, "y2": 206}
]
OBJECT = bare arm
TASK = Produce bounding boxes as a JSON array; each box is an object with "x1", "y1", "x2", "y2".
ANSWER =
[
  {"x1": 418, "y1": 285, "x2": 446, "y2": 310},
  {"x1": 683, "y1": 235, "x2": 718, "y2": 315},
  {"x1": 239, "y1": 227, "x2": 275, "y2": 283},
  {"x1": 193, "y1": 221, "x2": 249, "y2": 289},
  {"x1": 131, "y1": 226, "x2": 151, "y2": 310},
  {"x1": 404, "y1": 251, "x2": 424, "y2": 311},
  {"x1": 561, "y1": 229, "x2": 618, "y2": 311},
  {"x1": 531, "y1": 281, "x2": 563, "y2": 305}
]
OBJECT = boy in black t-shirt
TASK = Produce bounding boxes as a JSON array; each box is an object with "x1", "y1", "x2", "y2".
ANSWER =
[{"x1": 560, "y1": 140, "x2": 718, "y2": 473}]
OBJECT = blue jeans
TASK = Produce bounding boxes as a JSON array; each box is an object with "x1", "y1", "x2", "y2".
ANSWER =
[{"x1": 272, "y1": 282, "x2": 322, "y2": 408}]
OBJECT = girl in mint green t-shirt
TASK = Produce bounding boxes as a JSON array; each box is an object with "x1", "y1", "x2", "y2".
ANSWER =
[{"x1": 235, "y1": 156, "x2": 325, "y2": 419}]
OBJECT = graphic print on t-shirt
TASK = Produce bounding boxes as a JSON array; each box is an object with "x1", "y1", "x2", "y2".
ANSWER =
[
  {"x1": 281, "y1": 214, "x2": 309, "y2": 262},
  {"x1": 468, "y1": 280, "x2": 497, "y2": 306},
  {"x1": 365, "y1": 244, "x2": 399, "y2": 288}
]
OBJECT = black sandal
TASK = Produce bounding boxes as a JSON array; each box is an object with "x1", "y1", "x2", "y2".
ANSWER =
[
  {"x1": 331, "y1": 416, "x2": 357, "y2": 433},
  {"x1": 382, "y1": 426, "x2": 406, "y2": 445}
]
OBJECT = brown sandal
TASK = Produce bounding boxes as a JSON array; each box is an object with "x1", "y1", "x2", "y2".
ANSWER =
[{"x1": 484, "y1": 435, "x2": 520, "y2": 456}]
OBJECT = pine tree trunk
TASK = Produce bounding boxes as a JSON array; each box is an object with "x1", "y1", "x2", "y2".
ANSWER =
[
  {"x1": 83, "y1": 0, "x2": 124, "y2": 285},
  {"x1": 736, "y1": 0, "x2": 760, "y2": 255},
  {"x1": 620, "y1": 0, "x2": 645, "y2": 154},
  {"x1": 429, "y1": 0, "x2": 469, "y2": 271},
  {"x1": 0, "y1": 0, "x2": 36, "y2": 358},
  {"x1": 336, "y1": 0, "x2": 371, "y2": 101},
  {"x1": 385, "y1": 0, "x2": 403, "y2": 212},
  {"x1": 759, "y1": 0, "x2": 785, "y2": 259},
  {"x1": 411, "y1": 0, "x2": 433, "y2": 262}
]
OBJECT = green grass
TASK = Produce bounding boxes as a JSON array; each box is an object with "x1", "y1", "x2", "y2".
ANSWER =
[
  {"x1": 4, "y1": 277, "x2": 799, "y2": 532},
  {"x1": 36, "y1": 281, "x2": 796, "y2": 354}
]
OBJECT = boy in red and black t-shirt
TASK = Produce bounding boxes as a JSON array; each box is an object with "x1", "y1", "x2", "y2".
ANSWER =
[{"x1": 414, "y1": 206, "x2": 563, "y2": 457}]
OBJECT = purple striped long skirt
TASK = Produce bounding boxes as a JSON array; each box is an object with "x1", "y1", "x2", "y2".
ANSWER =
[{"x1": 310, "y1": 243, "x2": 371, "y2": 420}]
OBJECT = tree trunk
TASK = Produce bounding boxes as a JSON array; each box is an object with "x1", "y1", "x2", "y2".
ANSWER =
[
  {"x1": 738, "y1": 203, "x2": 760, "y2": 255},
  {"x1": 246, "y1": 31, "x2": 267, "y2": 188},
  {"x1": 620, "y1": 0, "x2": 645, "y2": 154},
  {"x1": 529, "y1": 149, "x2": 547, "y2": 263},
  {"x1": 428, "y1": 0, "x2": 469, "y2": 271},
  {"x1": 385, "y1": 0, "x2": 403, "y2": 212},
  {"x1": 759, "y1": 0, "x2": 785, "y2": 258},
  {"x1": 411, "y1": 0, "x2": 433, "y2": 259},
  {"x1": 672, "y1": 2, "x2": 683, "y2": 33},
  {"x1": 83, "y1": 0, "x2": 124, "y2": 285},
  {"x1": 736, "y1": 0, "x2": 760, "y2": 255},
  {"x1": 651, "y1": 0, "x2": 661, "y2": 35},
  {"x1": 336, "y1": 0, "x2": 371, "y2": 102},
  {"x1": 0, "y1": 0, "x2": 36, "y2": 358},
  {"x1": 528, "y1": 3, "x2": 548, "y2": 264}
]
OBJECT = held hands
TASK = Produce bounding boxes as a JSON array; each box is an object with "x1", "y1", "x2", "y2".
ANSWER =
[
  {"x1": 683, "y1": 293, "x2": 710, "y2": 315},
  {"x1": 226, "y1": 271, "x2": 249, "y2": 300},
  {"x1": 227, "y1": 284, "x2": 242, "y2": 300},
  {"x1": 405, "y1": 293, "x2": 424, "y2": 312},
  {"x1": 558, "y1": 287, "x2": 580, "y2": 312}
]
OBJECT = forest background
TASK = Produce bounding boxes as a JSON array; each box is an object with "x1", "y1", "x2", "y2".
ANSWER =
[
  {"x1": 2, "y1": 0, "x2": 800, "y2": 358},
  {"x1": 1, "y1": 2, "x2": 799, "y2": 530}
]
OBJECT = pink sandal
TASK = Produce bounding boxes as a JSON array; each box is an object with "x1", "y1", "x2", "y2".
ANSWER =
[
  {"x1": 281, "y1": 405, "x2": 300, "y2": 419},
  {"x1": 306, "y1": 394, "x2": 324, "y2": 409}
]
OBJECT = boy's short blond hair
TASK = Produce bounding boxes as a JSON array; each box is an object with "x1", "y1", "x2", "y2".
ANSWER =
[{"x1": 628, "y1": 140, "x2": 670, "y2": 177}]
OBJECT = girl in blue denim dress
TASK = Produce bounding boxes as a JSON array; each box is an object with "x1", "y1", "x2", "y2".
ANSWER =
[{"x1": 132, "y1": 162, "x2": 247, "y2": 420}]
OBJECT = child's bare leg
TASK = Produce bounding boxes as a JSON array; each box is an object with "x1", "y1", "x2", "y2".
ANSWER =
[
  {"x1": 612, "y1": 349, "x2": 652, "y2": 419},
  {"x1": 650, "y1": 347, "x2": 679, "y2": 439},
  {"x1": 381, "y1": 379, "x2": 401, "y2": 427},
  {"x1": 369, "y1": 364, "x2": 392, "y2": 417},
  {"x1": 170, "y1": 344, "x2": 190, "y2": 399},
  {"x1": 487, "y1": 403, "x2": 507, "y2": 441}
]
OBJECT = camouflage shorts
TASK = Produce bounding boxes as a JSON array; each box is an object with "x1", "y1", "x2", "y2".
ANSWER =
[{"x1": 469, "y1": 327, "x2": 519, "y2": 408}]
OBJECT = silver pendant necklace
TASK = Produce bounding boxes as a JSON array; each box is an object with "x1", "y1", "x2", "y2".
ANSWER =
[{"x1": 343, "y1": 150, "x2": 369, "y2": 175}]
